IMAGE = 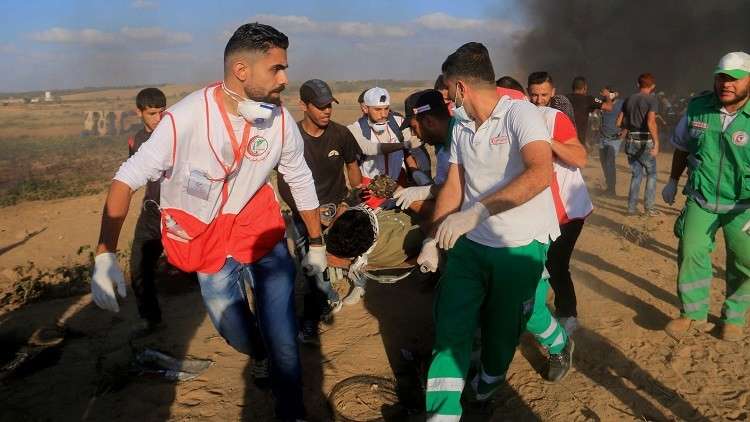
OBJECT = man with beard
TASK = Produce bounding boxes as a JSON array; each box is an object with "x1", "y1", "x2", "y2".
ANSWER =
[
  {"x1": 348, "y1": 87, "x2": 418, "y2": 182},
  {"x1": 89, "y1": 23, "x2": 322, "y2": 421},
  {"x1": 277, "y1": 79, "x2": 363, "y2": 344},
  {"x1": 663, "y1": 52, "x2": 750, "y2": 342}
]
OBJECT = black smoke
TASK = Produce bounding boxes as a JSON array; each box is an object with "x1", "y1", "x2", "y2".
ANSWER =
[{"x1": 513, "y1": 1, "x2": 750, "y2": 95}]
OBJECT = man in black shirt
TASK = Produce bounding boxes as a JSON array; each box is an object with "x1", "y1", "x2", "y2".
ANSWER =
[
  {"x1": 128, "y1": 87, "x2": 167, "y2": 335},
  {"x1": 276, "y1": 79, "x2": 363, "y2": 343},
  {"x1": 566, "y1": 76, "x2": 613, "y2": 151}
]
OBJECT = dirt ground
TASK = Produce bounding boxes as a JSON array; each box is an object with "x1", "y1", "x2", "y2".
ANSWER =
[{"x1": 1, "y1": 145, "x2": 748, "y2": 421}]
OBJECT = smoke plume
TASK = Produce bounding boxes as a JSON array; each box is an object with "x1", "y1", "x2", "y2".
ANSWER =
[{"x1": 514, "y1": 1, "x2": 750, "y2": 95}]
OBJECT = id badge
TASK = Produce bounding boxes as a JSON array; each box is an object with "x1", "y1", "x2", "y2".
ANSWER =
[{"x1": 186, "y1": 170, "x2": 212, "y2": 200}]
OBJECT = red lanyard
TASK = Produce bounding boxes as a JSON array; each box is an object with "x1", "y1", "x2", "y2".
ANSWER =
[{"x1": 206, "y1": 87, "x2": 252, "y2": 180}]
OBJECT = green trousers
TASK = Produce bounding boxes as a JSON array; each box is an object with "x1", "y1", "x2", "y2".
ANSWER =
[
  {"x1": 526, "y1": 278, "x2": 568, "y2": 354},
  {"x1": 675, "y1": 199, "x2": 750, "y2": 326},
  {"x1": 426, "y1": 237, "x2": 548, "y2": 421}
]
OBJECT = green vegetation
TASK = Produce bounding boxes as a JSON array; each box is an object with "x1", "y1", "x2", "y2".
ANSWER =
[
  {"x1": 0, "y1": 135, "x2": 128, "y2": 207},
  {"x1": 1, "y1": 246, "x2": 93, "y2": 306}
]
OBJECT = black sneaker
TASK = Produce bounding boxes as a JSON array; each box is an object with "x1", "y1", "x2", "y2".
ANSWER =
[
  {"x1": 546, "y1": 338, "x2": 574, "y2": 382},
  {"x1": 297, "y1": 320, "x2": 320, "y2": 345}
]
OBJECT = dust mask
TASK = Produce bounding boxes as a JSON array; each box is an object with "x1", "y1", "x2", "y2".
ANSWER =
[{"x1": 222, "y1": 83, "x2": 275, "y2": 123}]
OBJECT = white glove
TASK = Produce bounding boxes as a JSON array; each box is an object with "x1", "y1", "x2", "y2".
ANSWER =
[
  {"x1": 403, "y1": 136, "x2": 423, "y2": 150},
  {"x1": 302, "y1": 245, "x2": 327, "y2": 276},
  {"x1": 743, "y1": 220, "x2": 750, "y2": 235},
  {"x1": 394, "y1": 186, "x2": 433, "y2": 209},
  {"x1": 91, "y1": 252, "x2": 127, "y2": 312},
  {"x1": 436, "y1": 202, "x2": 490, "y2": 250},
  {"x1": 662, "y1": 178, "x2": 678, "y2": 205},
  {"x1": 417, "y1": 238, "x2": 439, "y2": 273}
]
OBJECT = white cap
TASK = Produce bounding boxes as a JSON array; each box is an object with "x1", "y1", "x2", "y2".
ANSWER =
[
  {"x1": 715, "y1": 52, "x2": 750, "y2": 79},
  {"x1": 363, "y1": 87, "x2": 390, "y2": 107}
]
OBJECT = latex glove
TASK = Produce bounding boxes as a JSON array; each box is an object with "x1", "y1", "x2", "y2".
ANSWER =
[
  {"x1": 417, "y1": 238, "x2": 439, "y2": 273},
  {"x1": 662, "y1": 178, "x2": 678, "y2": 205},
  {"x1": 302, "y1": 245, "x2": 327, "y2": 276},
  {"x1": 436, "y1": 202, "x2": 490, "y2": 250},
  {"x1": 91, "y1": 252, "x2": 127, "y2": 312},
  {"x1": 403, "y1": 136, "x2": 423, "y2": 150},
  {"x1": 743, "y1": 220, "x2": 750, "y2": 235},
  {"x1": 394, "y1": 185, "x2": 433, "y2": 209}
]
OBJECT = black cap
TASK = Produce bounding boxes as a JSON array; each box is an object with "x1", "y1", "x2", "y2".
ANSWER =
[
  {"x1": 300, "y1": 79, "x2": 339, "y2": 108},
  {"x1": 401, "y1": 89, "x2": 448, "y2": 129}
]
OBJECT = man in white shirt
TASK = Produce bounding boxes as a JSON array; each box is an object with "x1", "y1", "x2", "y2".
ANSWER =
[
  {"x1": 418, "y1": 42, "x2": 560, "y2": 421},
  {"x1": 88, "y1": 23, "x2": 322, "y2": 421},
  {"x1": 347, "y1": 87, "x2": 413, "y2": 181}
]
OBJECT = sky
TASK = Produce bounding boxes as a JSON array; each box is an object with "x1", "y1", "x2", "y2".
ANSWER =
[{"x1": 0, "y1": 0, "x2": 524, "y2": 93}]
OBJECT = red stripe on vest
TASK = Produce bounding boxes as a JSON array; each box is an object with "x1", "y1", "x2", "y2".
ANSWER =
[
  {"x1": 161, "y1": 184, "x2": 285, "y2": 273},
  {"x1": 550, "y1": 171, "x2": 570, "y2": 224},
  {"x1": 162, "y1": 111, "x2": 178, "y2": 173}
]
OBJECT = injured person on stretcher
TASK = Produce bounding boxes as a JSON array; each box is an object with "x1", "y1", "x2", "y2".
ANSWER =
[{"x1": 324, "y1": 193, "x2": 425, "y2": 273}]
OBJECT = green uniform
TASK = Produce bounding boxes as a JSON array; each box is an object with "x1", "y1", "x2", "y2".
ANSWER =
[
  {"x1": 674, "y1": 93, "x2": 750, "y2": 326},
  {"x1": 526, "y1": 278, "x2": 568, "y2": 354},
  {"x1": 471, "y1": 277, "x2": 568, "y2": 366},
  {"x1": 425, "y1": 237, "x2": 548, "y2": 419}
]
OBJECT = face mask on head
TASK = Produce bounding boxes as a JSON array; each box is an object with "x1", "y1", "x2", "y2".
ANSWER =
[{"x1": 222, "y1": 83, "x2": 275, "y2": 123}]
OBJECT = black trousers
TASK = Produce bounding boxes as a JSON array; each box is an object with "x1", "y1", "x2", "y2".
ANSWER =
[
  {"x1": 129, "y1": 206, "x2": 163, "y2": 324},
  {"x1": 547, "y1": 218, "x2": 585, "y2": 318}
]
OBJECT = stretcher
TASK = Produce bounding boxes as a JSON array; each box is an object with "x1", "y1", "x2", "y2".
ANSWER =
[
  {"x1": 283, "y1": 210, "x2": 418, "y2": 285},
  {"x1": 326, "y1": 254, "x2": 418, "y2": 285}
]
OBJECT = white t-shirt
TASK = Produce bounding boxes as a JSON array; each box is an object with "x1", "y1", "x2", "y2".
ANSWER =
[{"x1": 449, "y1": 97, "x2": 560, "y2": 248}]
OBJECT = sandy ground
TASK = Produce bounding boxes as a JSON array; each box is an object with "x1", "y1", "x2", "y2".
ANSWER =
[{"x1": 0, "y1": 150, "x2": 748, "y2": 422}]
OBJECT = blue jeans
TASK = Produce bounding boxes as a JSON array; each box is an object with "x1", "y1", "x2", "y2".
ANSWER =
[
  {"x1": 291, "y1": 215, "x2": 340, "y2": 323},
  {"x1": 598, "y1": 136, "x2": 622, "y2": 194},
  {"x1": 197, "y1": 241, "x2": 304, "y2": 419},
  {"x1": 625, "y1": 140, "x2": 657, "y2": 212}
]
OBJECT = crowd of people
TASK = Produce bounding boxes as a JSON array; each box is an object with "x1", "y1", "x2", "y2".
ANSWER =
[{"x1": 87, "y1": 22, "x2": 750, "y2": 421}]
